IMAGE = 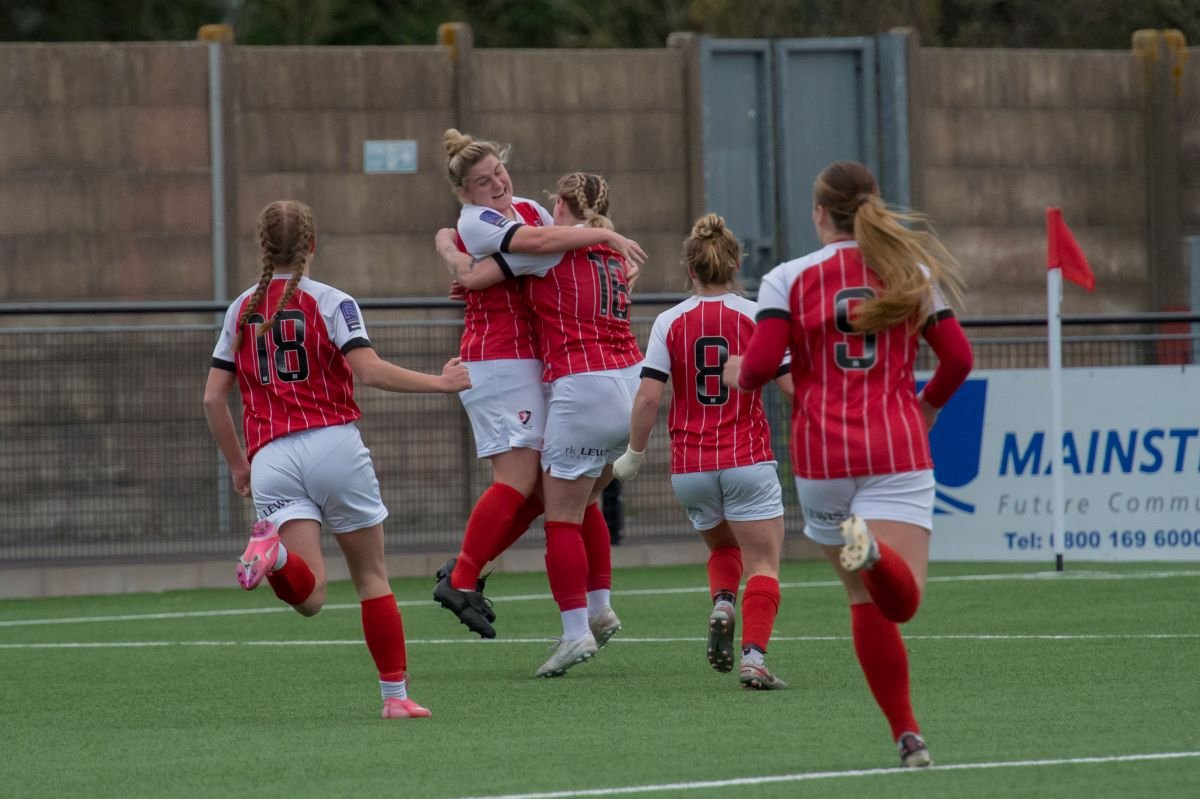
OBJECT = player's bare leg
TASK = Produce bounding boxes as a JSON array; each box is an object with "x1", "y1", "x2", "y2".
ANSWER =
[
  {"x1": 582, "y1": 467, "x2": 621, "y2": 647},
  {"x1": 841, "y1": 516, "x2": 928, "y2": 622},
  {"x1": 434, "y1": 448, "x2": 540, "y2": 638},
  {"x1": 537, "y1": 472, "x2": 600, "y2": 677},
  {"x1": 237, "y1": 517, "x2": 324, "y2": 615},
  {"x1": 700, "y1": 522, "x2": 740, "y2": 672},
  {"x1": 822, "y1": 542, "x2": 928, "y2": 766},
  {"x1": 337, "y1": 524, "x2": 430, "y2": 719},
  {"x1": 730, "y1": 515, "x2": 786, "y2": 689}
]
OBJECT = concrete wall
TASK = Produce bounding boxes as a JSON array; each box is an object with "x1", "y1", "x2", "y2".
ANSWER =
[
  {"x1": 3, "y1": 39, "x2": 1196, "y2": 313},
  {"x1": 1181, "y1": 48, "x2": 1200, "y2": 246},
  {"x1": 0, "y1": 41, "x2": 690, "y2": 304},
  {"x1": 913, "y1": 48, "x2": 1149, "y2": 316},
  {"x1": 228, "y1": 44, "x2": 690, "y2": 297},
  {"x1": 0, "y1": 44, "x2": 213, "y2": 301},
  {"x1": 461, "y1": 48, "x2": 690, "y2": 293},
  {"x1": 231, "y1": 46, "x2": 460, "y2": 299}
]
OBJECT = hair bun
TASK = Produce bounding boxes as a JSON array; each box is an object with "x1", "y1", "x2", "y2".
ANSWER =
[
  {"x1": 443, "y1": 128, "x2": 473, "y2": 159},
  {"x1": 692, "y1": 212, "x2": 726, "y2": 241}
]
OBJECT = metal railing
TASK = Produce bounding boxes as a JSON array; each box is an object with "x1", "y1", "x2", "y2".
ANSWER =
[{"x1": 1, "y1": 300, "x2": 1196, "y2": 566}]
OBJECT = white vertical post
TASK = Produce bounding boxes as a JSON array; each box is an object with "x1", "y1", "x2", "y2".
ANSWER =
[
  {"x1": 1189, "y1": 236, "x2": 1200, "y2": 365},
  {"x1": 207, "y1": 41, "x2": 227, "y2": 303},
  {"x1": 1047, "y1": 268, "x2": 1066, "y2": 570},
  {"x1": 208, "y1": 40, "x2": 231, "y2": 536}
]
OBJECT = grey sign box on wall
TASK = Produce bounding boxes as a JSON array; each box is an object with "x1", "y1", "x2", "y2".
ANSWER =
[{"x1": 363, "y1": 140, "x2": 418, "y2": 174}]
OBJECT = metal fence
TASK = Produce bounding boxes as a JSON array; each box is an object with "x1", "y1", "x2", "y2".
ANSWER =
[{"x1": 1, "y1": 300, "x2": 1196, "y2": 566}]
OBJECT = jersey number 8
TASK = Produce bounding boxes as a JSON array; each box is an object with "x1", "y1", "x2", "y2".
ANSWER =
[{"x1": 694, "y1": 335, "x2": 729, "y2": 406}]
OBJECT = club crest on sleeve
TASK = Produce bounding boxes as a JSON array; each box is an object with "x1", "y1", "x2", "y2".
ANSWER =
[
  {"x1": 518, "y1": 409, "x2": 532, "y2": 425},
  {"x1": 479, "y1": 209, "x2": 508, "y2": 228},
  {"x1": 338, "y1": 300, "x2": 363, "y2": 333}
]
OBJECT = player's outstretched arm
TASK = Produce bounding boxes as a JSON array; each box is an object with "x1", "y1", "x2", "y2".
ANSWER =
[
  {"x1": 510, "y1": 225, "x2": 646, "y2": 267},
  {"x1": 728, "y1": 317, "x2": 790, "y2": 392},
  {"x1": 202, "y1": 368, "x2": 251, "y2": 497},
  {"x1": 346, "y1": 348, "x2": 472, "y2": 394},
  {"x1": 615, "y1": 377, "x2": 664, "y2": 481}
]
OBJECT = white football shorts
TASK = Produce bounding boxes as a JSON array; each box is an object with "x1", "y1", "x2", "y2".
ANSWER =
[
  {"x1": 541, "y1": 365, "x2": 640, "y2": 480},
  {"x1": 459, "y1": 359, "x2": 547, "y2": 459},
  {"x1": 251, "y1": 423, "x2": 388, "y2": 534},
  {"x1": 670, "y1": 462, "x2": 784, "y2": 531},
  {"x1": 793, "y1": 469, "x2": 935, "y2": 546}
]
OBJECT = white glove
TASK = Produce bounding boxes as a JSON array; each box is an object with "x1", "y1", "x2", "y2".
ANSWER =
[{"x1": 613, "y1": 446, "x2": 645, "y2": 481}]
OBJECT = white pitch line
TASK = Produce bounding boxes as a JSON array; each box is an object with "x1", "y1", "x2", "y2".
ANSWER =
[
  {"x1": 446, "y1": 751, "x2": 1200, "y2": 799},
  {"x1": 2, "y1": 632, "x2": 1198, "y2": 650},
  {"x1": 1, "y1": 568, "x2": 1197, "y2": 629}
]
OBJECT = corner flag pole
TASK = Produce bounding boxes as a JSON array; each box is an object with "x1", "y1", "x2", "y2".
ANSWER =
[
  {"x1": 1045, "y1": 206, "x2": 1094, "y2": 572},
  {"x1": 1047, "y1": 266, "x2": 1066, "y2": 571}
]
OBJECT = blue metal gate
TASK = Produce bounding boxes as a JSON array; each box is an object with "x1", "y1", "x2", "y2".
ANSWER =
[{"x1": 698, "y1": 33, "x2": 911, "y2": 282}]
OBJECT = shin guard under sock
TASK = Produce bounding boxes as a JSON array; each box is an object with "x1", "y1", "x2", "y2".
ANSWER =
[
  {"x1": 581, "y1": 503, "x2": 613, "y2": 592},
  {"x1": 706, "y1": 545, "x2": 743, "y2": 602},
  {"x1": 453, "y1": 482, "x2": 525, "y2": 589},
  {"x1": 544, "y1": 521, "x2": 588, "y2": 612},
  {"x1": 266, "y1": 552, "x2": 316, "y2": 606},
  {"x1": 860, "y1": 541, "x2": 921, "y2": 623},
  {"x1": 740, "y1": 574, "x2": 780, "y2": 652},
  {"x1": 489, "y1": 493, "x2": 545, "y2": 561},
  {"x1": 851, "y1": 601, "x2": 919, "y2": 740},
  {"x1": 361, "y1": 593, "x2": 408, "y2": 682}
]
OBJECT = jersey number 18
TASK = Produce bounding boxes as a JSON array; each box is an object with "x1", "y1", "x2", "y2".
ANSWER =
[{"x1": 248, "y1": 310, "x2": 309, "y2": 384}]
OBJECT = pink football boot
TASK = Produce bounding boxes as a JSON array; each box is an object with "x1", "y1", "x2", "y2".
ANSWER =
[
  {"x1": 381, "y1": 674, "x2": 431, "y2": 719},
  {"x1": 381, "y1": 697, "x2": 432, "y2": 719},
  {"x1": 236, "y1": 520, "x2": 280, "y2": 590}
]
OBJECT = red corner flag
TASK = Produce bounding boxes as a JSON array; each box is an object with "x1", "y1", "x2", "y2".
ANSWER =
[{"x1": 1046, "y1": 207, "x2": 1095, "y2": 291}]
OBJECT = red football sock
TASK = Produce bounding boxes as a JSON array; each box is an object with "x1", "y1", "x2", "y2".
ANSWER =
[
  {"x1": 489, "y1": 494, "x2": 544, "y2": 561},
  {"x1": 581, "y1": 503, "x2": 612, "y2": 592},
  {"x1": 453, "y1": 482, "x2": 525, "y2": 590},
  {"x1": 544, "y1": 521, "x2": 588, "y2": 612},
  {"x1": 707, "y1": 545, "x2": 743, "y2": 602},
  {"x1": 361, "y1": 593, "x2": 407, "y2": 682},
  {"x1": 860, "y1": 541, "x2": 921, "y2": 623},
  {"x1": 851, "y1": 602, "x2": 919, "y2": 740},
  {"x1": 266, "y1": 552, "x2": 316, "y2": 606},
  {"x1": 741, "y1": 574, "x2": 780, "y2": 652}
]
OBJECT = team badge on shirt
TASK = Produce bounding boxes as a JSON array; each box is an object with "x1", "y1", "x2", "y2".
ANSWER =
[
  {"x1": 518, "y1": 409, "x2": 532, "y2": 425},
  {"x1": 338, "y1": 300, "x2": 362, "y2": 333},
  {"x1": 479, "y1": 209, "x2": 508, "y2": 227}
]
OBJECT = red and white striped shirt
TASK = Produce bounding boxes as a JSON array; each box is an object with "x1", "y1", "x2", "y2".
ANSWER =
[
  {"x1": 642, "y1": 294, "x2": 782, "y2": 474},
  {"x1": 212, "y1": 276, "x2": 367, "y2": 459},
  {"x1": 756, "y1": 241, "x2": 946, "y2": 479},
  {"x1": 519, "y1": 242, "x2": 643, "y2": 381},
  {"x1": 455, "y1": 198, "x2": 553, "y2": 362}
]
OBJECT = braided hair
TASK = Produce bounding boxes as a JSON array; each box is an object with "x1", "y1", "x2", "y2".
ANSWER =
[
  {"x1": 234, "y1": 200, "x2": 316, "y2": 351},
  {"x1": 553, "y1": 172, "x2": 613, "y2": 230}
]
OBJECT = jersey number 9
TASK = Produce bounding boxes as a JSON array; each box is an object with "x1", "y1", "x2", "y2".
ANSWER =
[{"x1": 833, "y1": 287, "x2": 877, "y2": 370}]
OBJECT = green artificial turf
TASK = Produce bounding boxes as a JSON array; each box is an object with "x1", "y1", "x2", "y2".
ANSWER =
[{"x1": 1, "y1": 559, "x2": 1197, "y2": 798}]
